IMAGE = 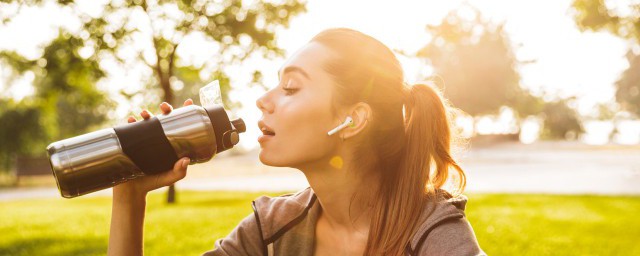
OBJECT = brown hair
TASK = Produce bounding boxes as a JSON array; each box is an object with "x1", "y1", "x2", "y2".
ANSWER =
[{"x1": 311, "y1": 28, "x2": 466, "y2": 255}]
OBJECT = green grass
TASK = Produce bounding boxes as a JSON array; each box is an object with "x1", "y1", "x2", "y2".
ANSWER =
[
  {"x1": 1, "y1": 192, "x2": 639, "y2": 255},
  {"x1": 466, "y1": 194, "x2": 640, "y2": 256}
]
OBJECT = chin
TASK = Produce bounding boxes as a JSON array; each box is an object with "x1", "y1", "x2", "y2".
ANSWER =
[{"x1": 258, "y1": 150, "x2": 289, "y2": 167}]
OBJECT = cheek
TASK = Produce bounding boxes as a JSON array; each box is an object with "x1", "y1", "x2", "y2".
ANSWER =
[{"x1": 260, "y1": 93, "x2": 339, "y2": 167}]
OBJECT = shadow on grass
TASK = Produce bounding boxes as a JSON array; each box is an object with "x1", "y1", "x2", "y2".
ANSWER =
[{"x1": 0, "y1": 236, "x2": 105, "y2": 256}]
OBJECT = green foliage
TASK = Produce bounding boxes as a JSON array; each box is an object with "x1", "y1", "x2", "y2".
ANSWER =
[
  {"x1": 171, "y1": 68, "x2": 239, "y2": 109},
  {"x1": 0, "y1": 191, "x2": 639, "y2": 255},
  {"x1": 572, "y1": 0, "x2": 640, "y2": 42},
  {"x1": 420, "y1": 5, "x2": 585, "y2": 139},
  {"x1": 512, "y1": 90, "x2": 546, "y2": 118},
  {"x1": 0, "y1": 32, "x2": 112, "y2": 169},
  {"x1": 35, "y1": 34, "x2": 113, "y2": 139},
  {"x1": 0, "y1": 100, "x2": 48, "y2": 170},
  {"x1": 36, "y1": 0, "x2": 307, "y2": 105},
  {"x1": 616, "y1": 53, "x2": 640, "y2": 116},
  {"x1": 418, "y1": 6, "x2": 523, "y2": 116},
  {"x1": 0, "y1": 0, "x2": 306, "y2": 177},
  {"x1": 511, "y1": 91, "x2": 585, "y2": 140},
  {"x1": 540, "y1": 98, "x2": 585, "y2": 140},
  {"x1": 572, "y1": 0, "x2": 640, "y2": 117}
]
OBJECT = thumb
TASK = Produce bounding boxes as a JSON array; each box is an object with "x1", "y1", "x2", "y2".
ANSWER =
[{"x1": 155, "y1": 157, "x2": 190, "y2": 188}]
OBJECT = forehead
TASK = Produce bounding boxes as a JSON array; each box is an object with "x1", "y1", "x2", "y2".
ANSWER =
[{"x1": 279, "y1": 42, "x2": 335, "y2": 77}]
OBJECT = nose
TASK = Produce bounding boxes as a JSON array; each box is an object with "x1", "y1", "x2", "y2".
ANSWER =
[{"x1": 256, "y1": 91, "x2": 274, "y2": 114}]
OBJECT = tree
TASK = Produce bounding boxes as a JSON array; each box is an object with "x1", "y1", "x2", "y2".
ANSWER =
[
  {"x1": 540, "y1": 98, "x2": 584, "y2": 140},
  {"x1": 417, "y1": 6, "x2": 523, "y2": 118},
  {"x1": 572, "y1": 0, "x2": 640, "y2": 116},
  {"x1": 0, "y1": 32, "x2": 112, "y2": 172},
  {"x1": 615, "y1": 53, "x2": 640, "y2": 117},
  {"x1": 1, "y1": 0, "x2": 306, "y2": 203},
  {"x1": 0, "y1": 100, "x2": 48, "y2": 172},
  {"x1": 572, "y1": 0, "x2": 640, "y2": 42},
  {"x1": 416, "y1": 5, "x2": 550, "y2": 140}
]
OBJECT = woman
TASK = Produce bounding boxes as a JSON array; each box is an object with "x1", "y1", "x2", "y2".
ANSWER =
[{"x1": 108, "y1": 28, "x2": 485, "y2": 256}]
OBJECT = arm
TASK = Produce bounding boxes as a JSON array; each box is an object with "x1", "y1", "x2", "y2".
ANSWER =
[
  {"x1": 107, "y1": 100, "x2": 193, "y2": 256},
  {"x1": 107, "y1": 186, "x2": 147, "y2": 256}
]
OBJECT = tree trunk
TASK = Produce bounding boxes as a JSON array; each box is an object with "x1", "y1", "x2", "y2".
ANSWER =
[
  {"x1": 155, "y1": 56, "x2": 177, "y2": 204},
  {"x1": 160, "y1": 74, "x2": 176, "y2": 204},
  {"x1": 167, "y1": 183, "x2": 176, "y2": 203},
  {"x1": 145, "y1": 2, "x2": 179, "y2": 204}
]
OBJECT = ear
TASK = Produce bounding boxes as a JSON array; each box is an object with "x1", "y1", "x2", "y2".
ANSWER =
[{"x1": 341, "y1": 102, "x2": 372, "y2": 140}]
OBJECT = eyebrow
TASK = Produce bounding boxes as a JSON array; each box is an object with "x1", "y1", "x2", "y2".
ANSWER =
[{"x1": 279, "y1": 66, "x2": 311, "y2": 80}]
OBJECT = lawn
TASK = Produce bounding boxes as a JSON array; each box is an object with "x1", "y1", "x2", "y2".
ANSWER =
[{"x1": 1, "y1": 191, "x2": 639, "y2": 255}]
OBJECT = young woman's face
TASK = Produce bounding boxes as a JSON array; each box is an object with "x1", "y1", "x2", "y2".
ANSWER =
[{"x1": 256, "y1": 42, "x2": 343, "y2": 168}]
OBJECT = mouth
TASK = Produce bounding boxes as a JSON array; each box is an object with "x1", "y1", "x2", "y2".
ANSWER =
[
  {"x1": 258, "y1": 121, "x2": 276, "y2": 137},
  {"x1": 261, "y1": 129, "x2": 275, "y2": 136}
]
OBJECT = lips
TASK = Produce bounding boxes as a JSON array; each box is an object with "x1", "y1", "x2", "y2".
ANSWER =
[
  {"x1": 258, "y1": 121, "x2": 275, "y2": 135},
  {"x1": 258, "y1": 121, "x2": 276, "y2": 143}
]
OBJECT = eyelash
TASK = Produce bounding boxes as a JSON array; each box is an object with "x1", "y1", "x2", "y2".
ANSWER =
[
  {"x1": 280, "y1": 78, "x2": 299, "y2": 96},
  {"x1": 283, "y1": 87, "x2": 299, "y2": 96}
]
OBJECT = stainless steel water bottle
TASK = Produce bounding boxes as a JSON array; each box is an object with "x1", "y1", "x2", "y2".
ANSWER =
[{"x1": 46, "y1": 104, "x2": 246, "y2": 198}]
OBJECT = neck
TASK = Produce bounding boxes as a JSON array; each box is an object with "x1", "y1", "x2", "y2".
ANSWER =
[{"x1": 297, "y1": 151, "x2": 379, "y2": 232}]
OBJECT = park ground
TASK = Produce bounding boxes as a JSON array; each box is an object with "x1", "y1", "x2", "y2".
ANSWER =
[{"x1": 1, "y1": 141, "x2": 639, "y2": 255}]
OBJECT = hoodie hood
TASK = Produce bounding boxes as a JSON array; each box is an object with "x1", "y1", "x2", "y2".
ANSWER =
[
  {"x1": 251, "y1": 187, "x2": 467, "y2": 250},
  {"x1": 408, "y1": 190, "x2": 468, "y2": 251}
]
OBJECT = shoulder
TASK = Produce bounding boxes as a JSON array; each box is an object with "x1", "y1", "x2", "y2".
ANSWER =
[
  {"x1": 252, "y1": 187, "x2": 317, "y2": 242},
  {"x1": 406, "y1": 190, "x2": 486, "y2": 256},
  {"x1": 202, "y1": 188, "x2": 317, "y2": 256}
]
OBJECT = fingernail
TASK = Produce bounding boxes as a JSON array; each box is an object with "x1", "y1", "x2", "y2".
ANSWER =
[{"x1": 182, "y1": 158, "x2": 190, "y2": 168}]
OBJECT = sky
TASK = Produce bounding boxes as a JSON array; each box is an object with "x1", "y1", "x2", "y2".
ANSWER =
[
  {"x1": 0, "y1": 0, "x2": 635, "y2": 147},
  {"x1": 232, "y1": 0, "x2": 632, "y2": 147},
  {"x1": 276, "y1": 0, "x2": 629, "y2": 113}
]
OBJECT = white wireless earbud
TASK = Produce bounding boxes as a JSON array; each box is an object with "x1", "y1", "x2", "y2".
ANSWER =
[{"x1": 327, "y1": 116, "x2": 354, "y2": 136}]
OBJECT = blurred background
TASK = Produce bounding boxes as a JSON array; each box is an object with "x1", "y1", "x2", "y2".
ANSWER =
[{"x1": 1, "y1": 0, "x2": 639, "y2": 255}]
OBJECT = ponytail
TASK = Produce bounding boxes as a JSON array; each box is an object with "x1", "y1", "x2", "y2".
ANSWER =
[
  {"x1": 403, "y1": 83, "x2": 466, "y2": 196},
  {"x1": 310, "y1": 28, "x2": 466, "y2": 256},
  {"x1": 365, "y1": 82, "x2": 466, "y2": 256}
]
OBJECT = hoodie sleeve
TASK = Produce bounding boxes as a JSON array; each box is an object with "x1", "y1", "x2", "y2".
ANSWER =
[
  {"x1": 417, "y1": 217, "x2": 486, "y2": 256},
  {"x1": 201, "y1": 212, "x2": 266, "y2": 256}
]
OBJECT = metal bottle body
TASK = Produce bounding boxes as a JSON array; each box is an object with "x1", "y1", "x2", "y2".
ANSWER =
[
  {"x1": 47, "y1": 105, "x2": 223, "y2": 198},
  {"x1": 157, "y1": 105, "x2": 218, "y2": 163},
  {"x1": 47, "y1": 128, "x2": 143, "y2": 198}
]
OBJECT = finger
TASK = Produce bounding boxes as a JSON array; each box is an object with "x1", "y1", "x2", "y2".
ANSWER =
[
  {"x1": 127, "y1": 116, "x2": 136, "y2": 123},
  {"x1": 156, "y1": 157, "x2": 190, "y2": 186},
  {"x1": 183, "y1": 98, "x2": 193, "y2": 106},
  {"x1": 140, "y1": 110, "x2": 153, "y2": 120},
  {"x1": 160, "y1": 102, "x2": 173, "y2": 115}
]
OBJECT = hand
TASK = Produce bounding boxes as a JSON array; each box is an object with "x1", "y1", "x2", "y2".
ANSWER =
[{"x1": 114, "y1": 99, "x2": 195, "y2": 198}]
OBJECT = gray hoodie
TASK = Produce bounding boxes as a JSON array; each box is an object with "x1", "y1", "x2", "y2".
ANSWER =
[{"x1": 202, "y1": 188, "x2": 485, "y2": 256}]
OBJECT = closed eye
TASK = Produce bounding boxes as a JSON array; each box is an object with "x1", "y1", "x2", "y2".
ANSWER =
[
  {"x1": 281, "y1": 77, "x2": 300, "y2": 96},
  {"x1": 283, "y1": 87, "x2": 299, "y2": 96}
]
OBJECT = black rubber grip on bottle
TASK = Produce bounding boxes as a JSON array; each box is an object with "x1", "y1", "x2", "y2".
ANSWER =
[
  {"x1": 204, "y1": 106, "x2": 232, "y2": 153},
  {"x1": 114, "y1": 117, "x2": 179, "y2": 175}
]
